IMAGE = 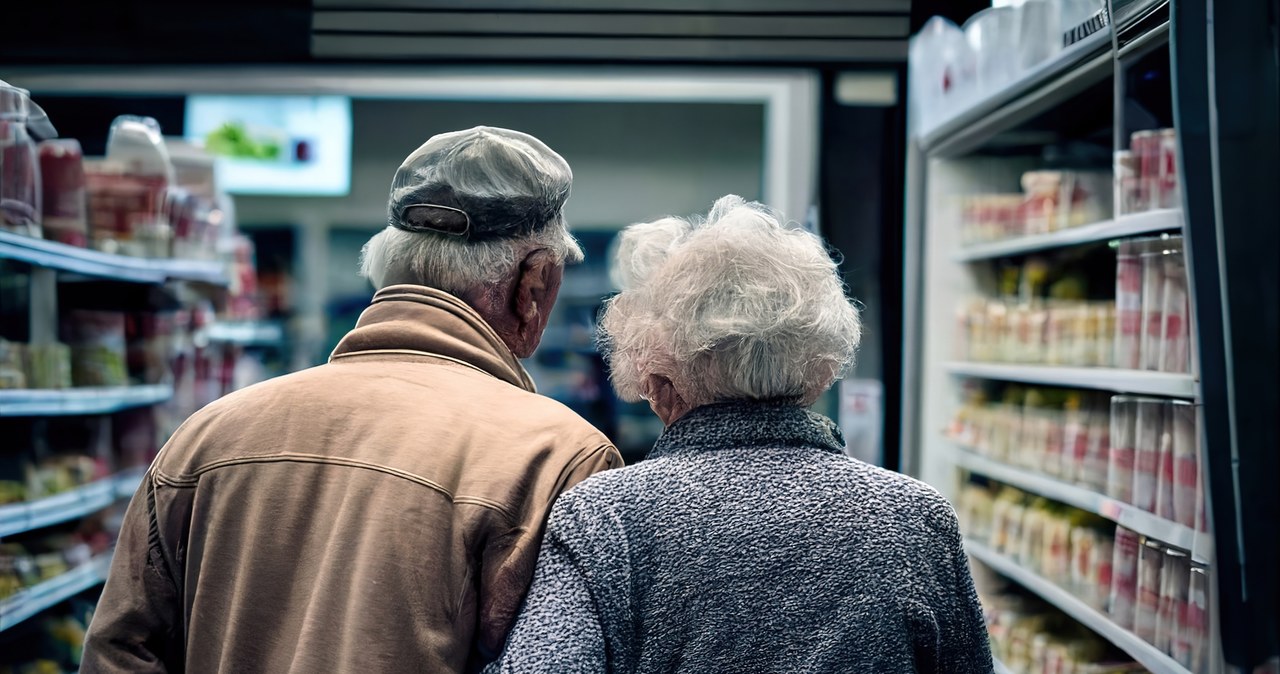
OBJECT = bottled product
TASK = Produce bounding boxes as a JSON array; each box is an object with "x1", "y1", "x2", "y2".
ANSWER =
[
  {"x1": 0, "y1": 80, "x2": 56, "y2": 237},
  {"x1": 1107, "y1": 397, "x2": 1138, "y2": 503},
  {"x1": 1132, "y1": 398, "x2": 1167, "y2": 513},
  {"x1": 86, "y1": 116, "x2": 175, "y2": 257},
  {"x1": 61, "y1": 310, "x2": 129, "y2": 388},
  {"x1": 1134, "y1": 537, "x2": 1163, "y2": 642},
  {"x1": 1108, "y1": 526, "x2": 1140, "y2": 629}
]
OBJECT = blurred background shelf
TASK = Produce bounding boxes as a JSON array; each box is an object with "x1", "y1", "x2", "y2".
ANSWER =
[
  {"x1": 0, "y1": 469, "x2": 137, "y2": 538},
  {"x1": 954, "y1": 209, "x2": 1184, "y2": 262},
  {"x1": 0, "y1": 231, "x2": 228, "y2": 286},
  {"x1": 953, "y1": 446, "x2": 1210, "y2": 561},
  {"x1": 0, "y1": 552, "x2": 111, "y2": 632},
  {"x1": 965, "y1": 540, "x2": 1194, "y2": 674},
  {"x1": 0, "y1": 385, "x2": 173, "y2": 417},
  {"x1": 945, "y1": 363, "x2": 1197, "y2": 398}
]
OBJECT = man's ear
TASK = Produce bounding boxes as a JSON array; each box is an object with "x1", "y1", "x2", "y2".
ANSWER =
[
  {"x1": 641, "y1": 373, "x2": 691, "y2": 426},
  {"x1": 509, "y1": 248, "x2": 562, "y2": 355}
]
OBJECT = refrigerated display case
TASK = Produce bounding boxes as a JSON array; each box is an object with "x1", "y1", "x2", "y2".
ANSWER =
[{"x1": 903, "y1": 2, "x2": 1277, "y2": 673}]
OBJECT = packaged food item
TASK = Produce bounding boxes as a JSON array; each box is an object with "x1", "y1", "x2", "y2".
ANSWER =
[
  {"x1": 1021, "y1": 171, "x2": 1111, "y2": 234},
  {"x1": 61, "y1": 310, "x2": 129, "y2": 387},
  {"x1": 1083, "y1": 399, "x2": 1112, "y2": 492},
  {"x1": 1158, "y1": 128, "x2": 1181, "y2": 210},
  {"x1": 1061, "y1": 393, "x2": 1088, "y2": 484},
  {"x1": 38, "y1": 139, "x2": 90, "y2": 247},
  {"x1": 1114, "y1": 149, "x2": 1139, "y2": 215},
  {"x1": 1140, "y1": 244, "x2": 1168, "y2": 371},
  {"x1": 1134, "y1": 537, "x2": 1164, "y2": 643},
  {"x1": 1132, "y1": 398, "x2": 1166, "y2": 512},
  {"x1": 1155, "y1": 414, "x2": 1177, "y2": 522},
  {"x1": 1130, "y1": 130, "x2": 1160, "y2": 212},
  {"x1": 1170, "y1": 401, "x2": 1200, "y2": 529},
  {"x1": 1108, "y1": 396, "x2": 1138, "y2": 503},
  {"x1": 0, "y1": 338, "x2": 26, "y2": 389},
  {"x1": 24, "y1": 341, "x2": 73, "y2": 389},
  {"x1": 1109, "y1": 526, "x2": 1141, "y2": 629},
  {"x1": 126, "y1": 311, "x2": 175, "y2": 385},
  {"x1": 0, "y1": 80, "x2": 54, "y2": 237},
  {"x1": 1115, "y1": 241, "x2": 1143, "y2": 369},
  {"x1": 87, "y1": 115, "x2": 175, "y2": 258},
  {"x1": 1157, "y1": 548, "x2": 1190, "y2": 655},
  {"x1": 1160, "y1": 248, "x2": 1191, "y2": 373},
  {"x1": 1183, "y1": 563, "x2": 1209, "y2": 672}
]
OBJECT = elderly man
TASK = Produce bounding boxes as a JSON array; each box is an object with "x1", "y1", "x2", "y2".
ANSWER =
[{"x1": 82, "y1": 127, "x2": 621, "y2": 673}]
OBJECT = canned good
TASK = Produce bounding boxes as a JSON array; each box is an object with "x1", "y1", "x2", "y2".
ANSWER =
[
  {"x1": 1171, "y1": 401, "x2": 1200, "y2": 528},
  {"x1": 1115, "y1": 241, "x2": 1143, "y2": 369},
  {"x1": 1109, "y1": 526, "x2": 1141, "y2": 629},
  {"x1": 1161, "y1": 248, "x2": 1191, "y2": 373},
  {"x1": 1108, "y1": 396, "x2": 1139, "y2": 503},
  {"x1": 1184, "y1": 564, "x2": 1209, "y2": 672},
  {"x1": 1159, "y1": 128, "x2": 1181, "y2": 209},
  {"x1": 1134, "y1": 537, "x2": 1164, "y2": 643},
  {"x1": 1157, "y1": 548, "x2": 1190, "y2": 655},
  {"x1": 1133, "y1": 398, "x2": 1167, "y2": 513},
  {"x1": 1114, "y1": 149, "x2": 1139, "y2": 215},
  {"x1": 1131, "y1": 129, "x2": 1160, "y2": 212}
]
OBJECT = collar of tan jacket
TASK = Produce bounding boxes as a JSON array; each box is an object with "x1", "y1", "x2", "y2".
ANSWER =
[{"x1": 329, "y1": 284, "x2": 537, "y2": 393}]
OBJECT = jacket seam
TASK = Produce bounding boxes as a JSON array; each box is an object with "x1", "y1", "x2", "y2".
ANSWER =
[{"x1": 329, "y1": 349, "x2": 494, "y2": 377}]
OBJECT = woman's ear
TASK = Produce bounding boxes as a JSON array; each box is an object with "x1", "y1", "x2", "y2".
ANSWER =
[{"x1": 642, "y1": 374, "x2": 692, "y2": 426}]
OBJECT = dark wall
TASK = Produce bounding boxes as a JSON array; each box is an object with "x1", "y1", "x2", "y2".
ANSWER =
[{"x1": 3, "y1": 0, "x2": 311, "y2": 64}]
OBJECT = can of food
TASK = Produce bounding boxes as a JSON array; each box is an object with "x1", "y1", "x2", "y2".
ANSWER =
[
  {"x1": 1161, "y1": 247, "x2": 1191, "y2": 373},
  {"x1": 1171, "y1": 401, "x2": 1200, "y2": 528},
  {"x1": 1131, "y1": 129, "x2": 1160, "y2": 212},
  {"x1": 1156, "y1": 408, "x2": 1178, "y2": 521},
  {"x1": 1134, "y1": 536, "x2": 1164, "y2": 643},
  {"x1": 1115, "y1": 241, "x2": 1143, "y2": 369},
  {"x1": 1140, "y1": 242, "x2": 1169, "y2": 371},
  {"x1": 1084, "y1": 400, "x2": 1112, "y2": 492},
  {"x1": 1159, "y1": 128, "x2": 1181, "y2": 209},
  {"x1": 1183, "y1": 564, "x2": 1209, "y2": 671},
  {"x1": 1133, "y1": 398, "x2": 1168, "y2": 513},
  {"x1": 1114, "y1": 149, "x2": 1139, "y2": 215},
  {"x1": 1158, "y1": 547, "x2": 1190, "y2": 654},
  {"x1": 1108, "y1": 396, "x2": 1139, "y2": 503},
  {"x1": 1109, "y1": 526, "x2": 1141, "y2": 629}
]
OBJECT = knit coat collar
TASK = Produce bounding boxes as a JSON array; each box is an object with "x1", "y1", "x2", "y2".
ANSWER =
[{"x1": 647, "y1": 400, "x2": 846, "y2": 460}]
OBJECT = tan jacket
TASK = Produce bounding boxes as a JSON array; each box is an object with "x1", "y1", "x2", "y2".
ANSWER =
[{"x1": 82, "y1": 285, "x2": 621, "y2": 674}]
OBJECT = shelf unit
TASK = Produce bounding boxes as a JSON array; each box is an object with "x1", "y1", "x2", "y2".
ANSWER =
[
  {"x1": 965, "y1": 540, "x2": 1192, "y2": 674},
  {"x1": 0, "y1": 468, "x2": 144, "y2": 539},
  {"x1": 0, "y1": 230, "x2": 228, "y2": 285},
  {"x1": 945, "y1": 363, "x2": 1197, "y2": 398},
  {"x1": 901, "y1": 6, "x2": 1253, "y2": 672},
  {"x1": 0, "y1": 552, "x2": 112, "y2": 632},
  {"x1": 952, "y1": 447, "x2": 1211, "y2": 562},
  {"x1": 953, "y1": 209, "x2": 1184, "y2": 262},
  {"x1": 206, "y1": 321, "x2": 286, "y2": 348},
  {"x1": 0, "y1": 384, "x2": 173, "y2": 417}
]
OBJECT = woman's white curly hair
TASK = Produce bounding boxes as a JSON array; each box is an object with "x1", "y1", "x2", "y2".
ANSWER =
[{"x1": 598, "y1": 195, "x2": 862, "y2": 407}]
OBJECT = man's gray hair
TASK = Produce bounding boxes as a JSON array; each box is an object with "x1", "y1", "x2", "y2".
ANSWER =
[
  {"x1": 599, "y1": 195, "x2": 861, "y2": 407},
  {"x1": 360, "y1": 222, "x2": 583, "y2": 295}
]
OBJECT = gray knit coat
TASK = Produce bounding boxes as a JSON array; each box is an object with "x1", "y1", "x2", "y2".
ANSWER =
[{"x1": 488, "y1": 401, "x2": 993, "y2": 673}]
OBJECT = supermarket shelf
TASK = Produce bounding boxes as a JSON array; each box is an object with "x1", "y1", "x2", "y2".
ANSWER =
[
  {"x1": 953, "y1": 447, "x2": 1212, "y2": 563},
  {"x1": 206, "y1": 321, "x2": 285, "y2": 347},
  {"x1": 0, "y1": 552, "x2": 111, "y2": 632},
  {"x1": 0, "y1": 468, "x2": 144, "y2": 539},
  {"x1": 945, "y1": 363, "x2": 1197, "y2": 398},
  {"x1": 965, "y1": 540, "x2": 1193, "y2": 674},
  {"x1": 953, "y1": 209, "x2": 1184, "y2": 262},
  {"x1": 0, "y1": 384, "x2": 173, "y2": 417},
  {"x1": 0, "y1": 230, "x2": 228, "y2": 285},
  {"x1": 919, "y1": 28, "x2": 1113, "y2": 157}
]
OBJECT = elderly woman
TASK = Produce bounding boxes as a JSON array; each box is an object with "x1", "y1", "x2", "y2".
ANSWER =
[{"x1": 490, "y1": 196, "x2": 992, "y2": 673}]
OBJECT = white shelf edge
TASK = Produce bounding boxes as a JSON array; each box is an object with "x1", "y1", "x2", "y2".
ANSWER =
[
  {"x1": 0, "y1": 552, "x2": 111, "y2": 632},
  {"x1": 0, "y1": 384, "x2": 174, "y2": 417},
  {"x1": 965, "y1": 539, "x2": 1193, "y2": 674},
  {"x1": 945, "y1": 362, "x2": 1198, "y2": 398},
  {"x1": 993, "y1": 657, "x2": 1015, "y2": 674},
  {"x1": 954, "y1": 209, "x2": 1185, "y2": 262},
  {"x1": 0, "y1": 230, "x2": 228, "y2": 286},
  {"x1": 0, "y1": 469, "x2": 145, "y2": 539},
  {"x1": 205, "y1": 321, "x2": 285, "y2": 346},
  {"x1": 916, "y1": 28, "x2": 1113, "y2": 150},
  {"x1": 952, "y1": 446, "x2": 1212, "y2": 563}
]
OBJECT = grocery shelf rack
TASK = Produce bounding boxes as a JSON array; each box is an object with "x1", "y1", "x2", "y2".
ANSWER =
[
  {"x1": 965, "y1": 539, "x2": 1194, "y2": 674},
  {"x1": 952, "y1": 446, "x2": 1210, "y2": 562},
  {"x1": 898, "y1": 1, "x2": 1280, "y2": 670},
  {"x1": 0, "y1": 552, "x2": 112, "y2": 632},
  {"x1": 0, "y1": 384, "x2": 173, "y2": 417},
  {"x1": 0, "y1": 468, "x2": 144, "y2": 539},
  {"x1": 0, "y1": 230, "x2": 228, "y2": 286}
]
